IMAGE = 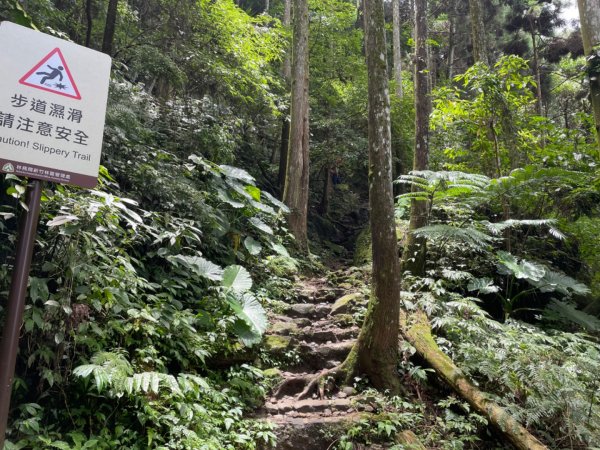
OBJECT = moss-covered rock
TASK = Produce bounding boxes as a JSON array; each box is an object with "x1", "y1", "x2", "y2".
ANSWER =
[
  {"x1": 269, "y1": 321, "x2": 300, "y2": 336},
  {"x1": 332, "y1": 313, "x2": 354, "y2": 327},
  {"x1": 264, "y1": 335, "x2": 293, "y2": 352},
  {"x1": 330, "y1": 292, "x2": 365, "y2": 315},
  {"x1": 353, "y1": 225, "x2": 372, "y2": 266}
]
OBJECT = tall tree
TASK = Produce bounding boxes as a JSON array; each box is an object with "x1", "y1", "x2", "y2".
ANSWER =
[
  {"x1": 283, "y1": 0, "x2": 310, "y2": 251},
  {"x1": 278, "y1": 0, "x2": 292, "y2": 192},
  {"x1": 392, "y1": 0, "x2": 403, "y2": 98},
  {"x1": 101, "y1": 0, "x2": 118, "y2": 55},
  {"x1": 346, "y1": 0, "x2": 402, "y2": 392},
  {"x1": 577, "y1": 0, "x2": 600, "y2": 152},
  {"x1": 85, "y1": 0, "x2": 93, "y2": 48},
  {"x1": 401, "y1": 0, "x2": 430, "y2": 276},
  {"x1": 468, "y1": 0, "x2": 487, "y2": 64}
]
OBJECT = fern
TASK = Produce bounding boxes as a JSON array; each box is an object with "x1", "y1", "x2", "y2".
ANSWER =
[{"x1": 413, "y1": 224, "x2": 496, "y2": 251}]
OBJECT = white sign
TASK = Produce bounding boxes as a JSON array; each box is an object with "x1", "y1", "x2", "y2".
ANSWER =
[{"x1": 0, "y1": 22, "x2": 111, "y2": 188}]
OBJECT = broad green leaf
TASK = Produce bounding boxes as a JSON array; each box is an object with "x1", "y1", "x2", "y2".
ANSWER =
[
  {"x1": 47, "y1": 215, "x2": 79, "y2": 227},
  {"x1": 222, "y1": 265, "x2": 253, "y2": 292},
  {"x1": 467, "y1": 277, "x2": 499, "y2": 294},
  {"x1": 227, "y1": 293, "x2": 267, "y2": 346},
  {"x1": 169, "y1": 255, "x2": 223, "y2": 281},
  {"x1": 496, "y1": 251, "x2": 545, "y2": 281},
  {"x1": 270, "y1": 242, "x2": 290, "y2": 257},
  {"x1": 244, "y1": 185, "x2": 261, "y2": 201},
  {"x1": 243, "y1": 236, "x2": 262, "y2": 255},
  {"x1": 217, "y1": 188, "x2": 244, "y2": 208},
  {"x1": 249, "y1": 217, "x2": 273, "y2": 235},
  {"x1": 219, "y1": 165, "x2": 255, "y2": 183}
]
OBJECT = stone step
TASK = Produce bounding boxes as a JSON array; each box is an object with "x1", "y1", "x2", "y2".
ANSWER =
[
  {"x1": 297, "y1": 340, "x2": 355, "y2": 370},
  {"x1": 264, "y1": 397, "x2": 354, "y2": 415},
  {"x1": 297, "y1": 287, "x2": 346, "y2": 304},
  {"x1": 295, "y1": 326, "x2": 359, "y2": 343},
  {"x1": 284, "y1": 303, "x2": 330, "y2": 320}
]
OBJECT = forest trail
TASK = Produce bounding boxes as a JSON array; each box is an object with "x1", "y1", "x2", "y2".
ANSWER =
[{"x1": 254, "y1": 271, "x2": 376, "y2": 449}]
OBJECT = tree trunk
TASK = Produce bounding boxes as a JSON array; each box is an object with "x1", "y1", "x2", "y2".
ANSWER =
[
  {"x1": 530, "y1": 27, "x2": 544, "y2": 116},
  {"x1": 447, "y1": 0, "x2": 457, "y2": 80},
  {"x1": 577, "y1": 0, "x2": 600, "y2": 154},
  {"x1": 101, "y1": 0, "x2": 118, "y2": 55},
  {"x1": 278, "y1": 118, "x2": 290, "y2": 194},
  {"x1": 283, "y1": 0, "x2": 310, "y2": 252},
  {"x1": 85, "y1": 0, "x2": 93, "y2": 48},
  {"x1": 392, "y1": 0, "x2": 403, "y2": 98},
  {"x1": 401, "y1": 310, "x2": 548, "y2": 450},
  {"x1": 265, "y1": 0, "x2": 270, "y2": 14},
  {"x1": 347, "y1": 0, "x2": 402, "y2": 393},
  {"x1": 277, "y1": 0, "x2": 292, "y2": 195},
  {"x1": 468, "y1": 0, "x2": 487, "y2": 65},
  {"x1": 401, "y1": 0, "x2": 430, "y2": 277}
]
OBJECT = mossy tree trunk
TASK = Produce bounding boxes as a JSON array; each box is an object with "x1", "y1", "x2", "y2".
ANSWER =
[
  {"x1": 401, "y1": 310, "x2": 548, "y2": 450},
  {"x1": 468, "y1": 0, "x2": 487, "y2": 65},
  {"x1": 345, "y1": 0, "x2": 402, "y2": 393},
  {"x1": 577, "y1": 0, "x2": 600, "y2": 154},
  {"x1": 401, "y1": 0, "x2": 430, "y2": 277},
  {"x1": 283, "y1": 0, "x2": 310, "y2": 251}
]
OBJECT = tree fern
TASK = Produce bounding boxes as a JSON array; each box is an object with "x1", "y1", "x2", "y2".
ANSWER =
[{"x1": 413, "y1": 224, "x2": 496, "y2": 251}]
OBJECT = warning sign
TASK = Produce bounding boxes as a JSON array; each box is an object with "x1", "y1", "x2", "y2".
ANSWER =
[
  {"x1": 19, "y1": 48, "x2": 81, "y2": 100},
  {"x1": 0, "y1": 22, "x2": 111, "y2": 188}
]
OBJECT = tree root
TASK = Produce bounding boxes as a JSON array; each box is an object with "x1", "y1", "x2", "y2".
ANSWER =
[
  {"x1": 400, "y1": 309, "x2": 548, "y2": 450},
  {"x1": 272, "y1": 363, "x2": 352, "y2": 400}
]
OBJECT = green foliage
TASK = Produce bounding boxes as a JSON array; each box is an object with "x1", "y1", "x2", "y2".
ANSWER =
[
  {"x1": 334, "y1": 390, "x2": 488, "y2": 449},
  {"x1": 425, "y1": 294, "x2": 600, "y2": 447}
]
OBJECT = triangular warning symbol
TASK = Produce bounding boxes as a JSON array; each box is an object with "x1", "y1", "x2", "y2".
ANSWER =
[{"x1": 19, "y1": 48, "x2": 81, "y2": 100}]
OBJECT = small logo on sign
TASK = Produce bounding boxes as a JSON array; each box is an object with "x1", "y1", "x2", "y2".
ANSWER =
[
  {"x1": 19, "y1": 48, "x2": 81, "y2": 100},
  {"x1": 2, "y1": 163, "x2": 15, "y2": 172}
]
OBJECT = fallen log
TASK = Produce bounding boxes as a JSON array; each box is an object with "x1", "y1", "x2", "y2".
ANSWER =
[{"x1": 400, "y1": 310, "x2": 548, "y2": 450}]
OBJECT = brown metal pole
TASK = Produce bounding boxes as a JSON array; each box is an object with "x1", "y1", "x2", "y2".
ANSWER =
[{"x1": 0, "y1": 179, "x2": 43, "y2": 447}]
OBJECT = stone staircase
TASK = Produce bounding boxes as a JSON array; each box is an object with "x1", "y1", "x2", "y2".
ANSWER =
[{"x1": 256, "y1": 277, "x2": 371, "y2": 450}]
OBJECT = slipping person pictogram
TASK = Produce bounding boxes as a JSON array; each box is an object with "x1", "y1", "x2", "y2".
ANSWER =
[{"x1": 36, "y1": 65, "x2": 64, "y2": 85}]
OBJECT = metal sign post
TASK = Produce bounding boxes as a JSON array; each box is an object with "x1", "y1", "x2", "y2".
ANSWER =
[
  {"x1": 0, "y1": 20, "x2": 111, "y2": 446},
  {"x1": 0, "y1": 180, "x2": 43, "y2": 447}
]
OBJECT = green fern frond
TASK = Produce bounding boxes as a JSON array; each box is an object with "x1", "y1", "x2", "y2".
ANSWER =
[{"x1": 413, "y1": 224, "x2": 496, "y2": 250}]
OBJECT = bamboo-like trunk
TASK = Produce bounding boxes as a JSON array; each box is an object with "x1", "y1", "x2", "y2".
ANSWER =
[{"x1": 401, "y1": 310, "x2": 549, "y2": 450}]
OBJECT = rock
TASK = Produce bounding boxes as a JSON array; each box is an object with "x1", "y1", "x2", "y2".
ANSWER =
[
  {"x1": 286, "y1": 303, "x2": 317, "y2": 317},
  {"x1": 269, "y1": 321, "x2": 299, "y2": 336},
  {"x1": 262, "y1": 368, "x2": 283, "y2": 380},
  {"x1": 295, "y1": 318, "x2": 312, "y2": 327},
  {"x1": 332, "y1": 314, "x2": 354, "y2": 326},
  {"x1": 341, "y1": 386, "x2": 356, "y2": 396},
  {"x1": 330, "y1": 293, "x2": 364, "y2": 315},
  {"x1": 264, "y1": 335, "x2": 293, "y2": 352}
]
